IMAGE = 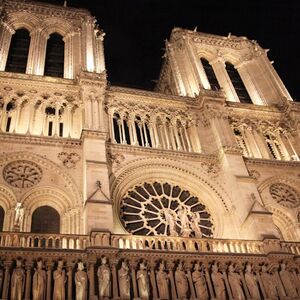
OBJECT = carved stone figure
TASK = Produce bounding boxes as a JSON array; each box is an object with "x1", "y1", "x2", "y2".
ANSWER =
[
  {"x1": 14, "y1": 202, "x2": 24, "y2": 229},
  {"x1": 53, "y1": 260, "x2": 66, "y2": 300},
  {"x1": 97, "y1": 257, "x2": 111, "y2": 299},
  {"x1": 137, "y1": 261, "x2": 150, "y2": 300},
  {"x1": 211, "y1": 264, "x2": 226, "y2": 300},
  {"x1": 156, "y1": 262, "x2": 169, "y2": 300},
  {"x1": 260, "y1": 265, "x2": 278, "y2": 299},
  {"x1": 279, "y1": 263, "x2": 298, "y2": 298},
  {"x1": 244, "y1": 264, "x2": 260, "y2": 300},
  {"x1": 192, "y1": 263, "x2": 208, "y2": 300},
  {"x1": 175, "y1": 262, "x2": 189, "y2": 299},
  {"x1": 11, "y1": 259, "x2": 25, "y2": 300},
  {"x1": 228, "y1": 264, "x2": 245, "y2": 300},
  {"x1": 164, "y1": 209, "x2": 178, "y2": 236},
  {"x1": 33, "y1": 259, "x2": 46, "y2": 300},
  {"x1": 118, "y1": 261, "x2": 130, "y2": 299},
  {"x1": 75, "y1": 262, "x2": 88, "y2": 300},
  {"x1": 190, "y1": 212, "x2": 202, "y2": 238},
  {"x1": 177, "y1": 207, "x2": 191, "y2": 237}
]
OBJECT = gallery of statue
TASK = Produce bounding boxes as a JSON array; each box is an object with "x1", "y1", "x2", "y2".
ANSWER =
[{"x1": 0, "y1": 0, "x2": 299, "y2": 299}]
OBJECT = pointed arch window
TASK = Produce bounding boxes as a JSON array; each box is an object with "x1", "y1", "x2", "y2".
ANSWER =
[
  {"x1": 44, "y1": 33, "x2": 64, "y2": 78},
  {"x1": 225, "y1": 62, "x2": 252, "y2": 103},
  {"x1": 5, "y1": 28, "x2": 30, "y2": 73},
  {"x1": 200, "y1": 58, "x2": 220, "y2": 90}
]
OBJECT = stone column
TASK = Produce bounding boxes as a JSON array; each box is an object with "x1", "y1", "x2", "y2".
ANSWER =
[
  {"x1": 108, "y1": 108, "x2": 116, "y2": 143},
  {"x1": 0, "y1": 21, "x2": 14, "y2": 71},
  {"x1": 88, "y1": 261, "x2": 96, "y2": 299},
  {"x1": 111, "y1": 261, "x2": 119, "y2": 299},
  {"x1": 167, "y1": 262, "x2": 177, "y2": 299},
  {"x1": 24, "y1": 262, "x2": 32, "y2": 300},
  {"x1": 46, "y1": 261, "x2": 53, "y2": 300},
  {"x1": 204, "y1": 264, "x2": 215, "y2": 299},
  {"x1": 63, "y1": 32, "x2": 75, "y2": 79},
  {"x1": 95, "y1": 31, "x2": 105, "y2": 73},
  {"x1": 1, "y1": 261, "x2": 11, "y2": 300},
  {"x1": 239, "y1": 269, "x2": 250, "y2": 299},
  {"x1": 67, "y1": 263, "x2": 74, "y2": 300},
  {"x1": 222, "y1": 267, "x2": 233, "y2": 299},
  {"x1": 186, "y1": 263, "x2": 196, "y2": 299},
  {"x1": 130, "y1": 263, "x2": 138, "y2": 300},
  {"x1": 255, "y1": 269, "x2": 267, "y2": 299},
  {"x1": 149, "y1": 261, "x2": 158, "y2": 299}
]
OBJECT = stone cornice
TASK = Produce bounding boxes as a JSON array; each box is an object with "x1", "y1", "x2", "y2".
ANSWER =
[
  {"x1": 0, "y1": 132, "x2": 82, "y2": 148},
  {"x1": 245, "y1": 157, "x2": 300, "y2": 168}
]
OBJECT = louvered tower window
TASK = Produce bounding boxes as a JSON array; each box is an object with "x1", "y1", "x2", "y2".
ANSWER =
[
  {"x1": 44, "y1": 33, "x2": 64, "y2": 78},
  {"x1": 5, "y1": 28, "x2": 30, "y2": 73},
  {"x1": 225, "y1": 62, "x2": 252, "y2": 103},
  {"x1": 201, "y1": 58, "x2": 220, "y2": 90}
]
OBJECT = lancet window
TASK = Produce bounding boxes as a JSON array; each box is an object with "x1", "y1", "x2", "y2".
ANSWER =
[
  {"x1": 232, "y1": 127, "x2": 250, "y2": 157},
  {"x1": 263, "y1": 132, "x2": 286, "y2": 160},
  {"x1": 200, "y1": 58, "x2": 220, "y2": 90},
  {"x1": 5, "y1": 28, "x2": 30, "y2": 73}
]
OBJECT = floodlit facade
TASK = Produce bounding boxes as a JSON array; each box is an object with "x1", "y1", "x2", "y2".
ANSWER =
[{"x1": 0, "y1": 0, "x2": 300, "y2": 299}]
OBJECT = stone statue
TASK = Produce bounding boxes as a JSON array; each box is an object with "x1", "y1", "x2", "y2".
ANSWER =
[
  {"x1": 192, "y1": 263, "x2": 208, "y2": 300},
  {"x1": 33, "y1": 259, "x2": 46, "y2": 300},
  {"x1": 118, "y1": 261, "x2": 130, "y2": 299},
  {"x1": 177, "y1": 207, "x2": 191, "y2": 237},
  {"x1": 136, "y1": 261, "x2": 150, "y2": 300},
  {"x1": 156, "y1": 262, "x2": 169, "y2": 300},
  {"x1": 190, "y1": 212, "x2": 202, "y2": 238},
  {"x1": 174, "y1": 262, "x2": 189, "y2": 299},
  {"x1": 228, "y1": 264, "x2": 245, "y2": 300},
  {"x1": 279, "y1": 263, "x2": 298, "y2": 298},
  {"x1": 53, "y1": 260, "x2": 66, "y2": 300},
  {"x1": 164, "y1": 209, "x2": 178, "y2": 236},
  {"x1": 260, "y1": 265, "x2": 278, "y2": 299},
  {"x1": 14, "y1": 202, "x2": 24, "y2": 229},
  {"x1": 244, "y1": 264, "x2": 260, "y2": 300},
  {"x1": 211, "y1": 263, "x2": 226, "y2": 300},
  {"x1": 75, "y1": 262, "x2": 88, "y2": 300},
  {"x1": 11, "y1": 259, "x2": 25, "y2": 300},
  {"x1": 97, "y1": 257, "x2": 111, "y2": 299}
]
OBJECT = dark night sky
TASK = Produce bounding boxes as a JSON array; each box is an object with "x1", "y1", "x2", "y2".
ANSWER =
[{"x1": 37, "y1": 0, "x2": 300, "y2": 100}]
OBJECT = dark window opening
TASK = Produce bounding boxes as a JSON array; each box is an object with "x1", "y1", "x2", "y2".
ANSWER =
[
  {"x1": 31, "y1": 206, "x2": 60, "y2": 234},
  {"x1": 45, "y1": 107, "x2": 56, "y2": 115},
  {"x1": 59, "y1": 123, "x2": 63, "y2": 137},
  {"x1": 0, "y1": 206, "x2": 4, "y2": 231},
  {"x1": 5, "y1": 29, "x2": 30, "y2": 73},
  {"x1": 44, "y1": 33, "x2": 64, "y2": 78},
  {"x1": 113, "y1": 114, "x2": 121, "y2": 143},
  {"x1": 6, "y1": 117, "x2": 11, "y2": 132},
  {"x1": 6, "y1": 101, "x2": 15, "y2": 112},
  {"x1": 225, "y1": 62, "x2": 252, "y2": 104},
  {"x1": 135, "y1": 122, "x2": 143, "y2": 146},
  {"x1": 201, "y1": 58, "x2": 220, "y2": 90},
  {"x1": 124, "y1": 120, "x2": 130, "y2": 145},
  {"x1": 48, "y1": 121, "x2": 53, "y2": 136},
  {"x1": 145, "y1": 123, "x2": 152, "y2": 147}
]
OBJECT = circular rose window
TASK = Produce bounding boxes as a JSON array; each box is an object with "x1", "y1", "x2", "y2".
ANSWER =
[
  {"x1": 120, "y1": 182, "x2": 214, "y2": 237},
  {"x1": 269, "y1": 183, "x2": 299, "y2": 208}
]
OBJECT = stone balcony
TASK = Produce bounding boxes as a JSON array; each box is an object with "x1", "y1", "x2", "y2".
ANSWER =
[{"x1": 0, "y1": 231, "x2": 300, "y2": 299}]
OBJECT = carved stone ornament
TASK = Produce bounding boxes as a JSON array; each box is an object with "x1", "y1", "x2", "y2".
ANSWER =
[
  {"x1": 3, "y1": 160, "x2": 42, "y2": 188},
  {"x1": 57, "y1": 152, "x2": 80, "y2": 168},
  {"x1": 120, "y1": 182, "x2": 214, "y2": 237},
  {"x1": 269, "y1": 183, "x2": 300, "y2": 208}
]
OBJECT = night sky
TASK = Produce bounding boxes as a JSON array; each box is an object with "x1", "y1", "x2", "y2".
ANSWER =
[{"x1": 37, "y1": 0, "x2": 300, "y2": 100}]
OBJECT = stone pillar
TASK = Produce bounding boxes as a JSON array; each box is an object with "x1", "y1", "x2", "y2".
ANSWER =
[
  {"x1": 24, "y1": 262, "x2": 32, "y2": 300},
  {"x1": 67, "y1": 263, "x2": 74, "y2": 300},
  {"x1": 0, "y1": 21, "x2": 14, "y2": 71},
  {"x1": 149, "y1": 262, "x2": 158, "y2": 299},
  {"x1": 167, "y1": 263, "x2": 177, "y2": 299},
  {"x1": 63, "y1": 32, "x2": 75, "y2": 79},
  {"x1": 88, "y1": 261, "x2": 96, "y2": 300},
  {"x1": 186, "y1": 263, "x2": 196, "y2": 299},
  {"x1": 46, "y1": 261, "x2": 53, "y2": 300},
  {"x1": 108, "y1": 108, "x2": 116, "y2": 143},
  {"x1": 204, "y1": 264, "x2": 215, "y2": 299},
  {"x1": 2, "y1": 261, "x2": 11, "y2": 300},
  {"x1": 95, "y1": 31, "x2": 106, "y2": 73},
  {"x1": 111, "y1": 261, "x2": 119, "y2": 299},
  {"x1": 130, "y1": 263, "x2": 138, "y2": 300},
  {"x1": 222, "y1": 267, "x2": 233, "y2": 299},
  {"x1": 239, "y1": 269, "x2": 250, "y2": 299},
  {"x1": 255, "y1": 270, "x2": 267, "y2": 299}
]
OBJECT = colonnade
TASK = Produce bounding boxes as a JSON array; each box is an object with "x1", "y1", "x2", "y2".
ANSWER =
[
  {"x1": 0, "y1": 256, "x2": 300, "y2": 299},
  {"x1": 108, "y1": 110, "x2": 201, "y2": 153}
]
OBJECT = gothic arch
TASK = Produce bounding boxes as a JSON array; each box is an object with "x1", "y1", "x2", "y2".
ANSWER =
[
  {"x1": 39, "y1": 17, "x2": 76, "y2": 38},
  {"x1": 258, "y1": 175, "x2": 300, "y2": 194},
  {"x1": 0, "y1": 184, "x2": 16, "y2": 231},
  {"x1": 6, "y1": 12, "x2": 40, "y2": 32},
  {"x1": 111, "y1": 157, "x2": 236, "y2": 238}
]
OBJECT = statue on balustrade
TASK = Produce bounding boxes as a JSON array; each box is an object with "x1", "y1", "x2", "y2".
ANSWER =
[
  {"x1": 211, "y1": 263, "x2": 226, "y2": 300},
  {"x1": 190, "y1": 212, "x2": 202, "y2": 238},
  {"x1": 164, "y1": 209, "x2": 178, "y2": 236},
  {"x1": 156, "y1": 262, "x2": 170, "y2": 300},
  {"x1": 33, "y1": 259, "x2": 46, "y2": 300},
  {"x1": 244, "y1": 264, "x2": 260, "y2": 300},
  {"x1": 177, "y1": 207, "x2": 191, "y2": 237},
  {"x1": 137, "y1": 261, "x2": 150, "y2": 300},
  {"x1": 75, "y1": 262, "x2": 88, "y2": 300},
  {"x1": 97, "y1": 256, "x2": 111, "y2": 299},
  {"x1": 14, "y1": 202, "x2": 24, "y2": 231},
  {"x1": 260, "y1": 265, "x2": 279, "y2": 299},
  {"x1": 118, "y1": 261, "x2": 130, "y2": 299},
  {"x1": 11, "y1": 259, "x2": 25, "y2": 300},
  {"x1": 53, "y1": 260, "x2": 66, "y2": 300},
  {"x1": 228, "y1": 264, "x2": 245, "y2": 300},
  {"x1": 175, "y1": 262, "x2": 189, "y2": 299},
  {"x1": 192, "y1": 263, "x2": 208, "y2": 300},
  {"x1": 279, "y1": 263, "x2": 298, "y2": 298}
]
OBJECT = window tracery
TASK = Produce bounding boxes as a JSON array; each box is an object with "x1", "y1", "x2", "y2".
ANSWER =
[
  {"x1": 269, "y1": 183, "x2": 300, "y2": 208},
  {"x1": 120, "y1": 182, "x2": 214, "y2": 237}
]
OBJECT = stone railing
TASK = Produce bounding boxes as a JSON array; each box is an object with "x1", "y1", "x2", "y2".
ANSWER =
[{"x1": 0, "y1": 231, "x2": 89, "y2": 250}]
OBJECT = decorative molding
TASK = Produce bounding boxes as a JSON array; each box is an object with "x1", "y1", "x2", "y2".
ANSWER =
[{"x1": 57, "y1": 152, "x2": 80, "y2": 169}]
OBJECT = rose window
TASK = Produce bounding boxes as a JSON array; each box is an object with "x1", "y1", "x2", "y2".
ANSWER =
[
  {"x1": 3, "y1": 160, "x2": 43, "y2": 188},
  {"x1": 269, "y1": 183, "x2": 300, "y2": 208},
  {"x1": 120, "y1": 182, "x2": 214, "y2": 237}
]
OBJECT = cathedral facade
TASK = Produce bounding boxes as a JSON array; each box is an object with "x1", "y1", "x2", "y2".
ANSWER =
[{"x1": 0, "y1": 0, "x2": 300, "y2": 299}]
